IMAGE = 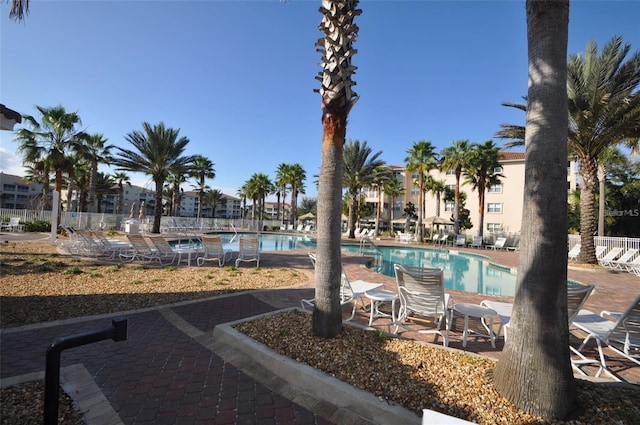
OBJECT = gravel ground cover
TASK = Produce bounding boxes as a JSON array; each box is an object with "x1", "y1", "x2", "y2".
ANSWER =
[{"x1": 1, "y1": 239, "x2": 639, "y2": 424}]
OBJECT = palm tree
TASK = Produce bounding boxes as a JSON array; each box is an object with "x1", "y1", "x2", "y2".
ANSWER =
[
  {"x1": 23, "y1": 161, "x2": 52, "y2": 213},
  {"x1": 8, "y1": 0, "x2": 29, "y2": 21},
  {"x1": 275, "y1": 163, "x2": 292, "y2": 224},
  {"x1": 383, "y1": 175, "x2": 404, "y2": 236},
  {"x1": 94, "y1": 172, "x2": 115, "y2": 213},
  {"x1": 203, "y1": 188, "x2": 223, "y2": 218},
  {"x1": 568, "y1": 37, "x2": 640, "y2": 262},
  {"x1": 440, "y1": 139, "x2": 472, "y2": 234},
  {"x1": 493, "y1": 1, "x2": 579, "y2": 419},
  {"x1": 464, "y1": 141, "x2": 503, "y2": 238},
  {"x1": 167, "y1": 165, "x2": 188, "y2": 217},
  {"x1": 14, "y1": 105, "x2": 85, "y2": 198},
  {"x1": 77, "y1": 133, "x2": 113, "y2": 211},
  {"x1": 425, "y1": 176, "x2": 446, "y2": 218},
  {"x1": 111, "y1": 172, "x2": 131, "y2": 215},
  {"x1": 113, "y1": 122, "x2": 195, "y2": 233},
  {"x1": 313, "y1": 0, "x2": 361, "y2": 339},
  {"x1": 496, "y1": 37, "x2": 640, "y2": 263},
  {"x1": 237, "y1": 185, "x2": 249, "y2": 228},
  {"x1": 343, "y1": 139, "x2": 385, "y2": 239},
  {"x1": 189, "y1": 155, "x2": 216, "y2": 219},
  {"x1": 404, "y1": 140, "x2": 438, "y2": 242},
  {"x1": 370, "y1": 166, "x2": 393, "y2": 236},
  {"x1": 287, "y1": 163, "x2": 306, "y2": 228}
]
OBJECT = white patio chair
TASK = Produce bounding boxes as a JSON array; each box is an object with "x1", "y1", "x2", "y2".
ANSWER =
[
  {"x1": 567, "y1": 244, "x2": 581, "y2": 262},
  {"x1": 571, "y1": 293, "x2": 640, "y2": 381},
  {"x1": 430, "y1": 234, "x2": 441, "y2": 245},
  {"x1": 197, "y1": 234, "x2": 232, "y2": 267},
  {"x1": 454, "y1": 235, "x2": 466, "y2": 247},
  {"x1": 302, "y1": 252, "x2": 383, "y2": 322},
  {"x1": 390, "y1": 264, "x2": 452, "y2": 347},
  {"x1": 480, "y1": 283, "x2": 595, "y2": 343},
  {"x1": 120, "y1": 234, "x2": 159, "y2": 263},
  {"x1": 486, "y1": 237, "x2": 507, "y2": 250},
  {"x1": 3, "y1": 217, "x2": 24, "y2": 232},
  {"x1": 598, "y1": 247, "x2": 624, "y2": 267},
  {"x1": 147, "y1": 235, "x2": 179, "y2": 265},
  {"x1": 607, "y1": 248, "x2": 638, "y2": 270},
  {"x1": 469, "y1": 236, "x2": 483, "y2": 248},
  {"x1": 595, "y1": 245, "x2": 608, "y2": 260},
  {"x1": 235, "y1": 236, "x2": 260, "y2": 267}
]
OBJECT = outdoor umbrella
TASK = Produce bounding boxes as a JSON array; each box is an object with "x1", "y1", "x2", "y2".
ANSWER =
[
  {"x1": 129, "y1": 202, "x2": 137, "y2": 219},
  {"x1": 139, "y1": 201, "x2": 146, "y2": 220},
  {"x1": 299, "y1": 212, "x2": 315, "y2": 221},
  {"x1": 425, "y1": 216, "x2": 454, "y2": 225}
]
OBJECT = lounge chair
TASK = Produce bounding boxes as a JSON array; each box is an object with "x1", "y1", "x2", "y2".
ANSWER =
[
  {"x1": 390, "y1": 264, "x2": 452, "y2": 347},
  {"x1": 469, "y1": 236, "x2": 483, "y2": 249},
  {"x1": 595, "y1": 245, "x2": 607, "y2": 260},
  {"x1": 607, "y1": 248, "x2": 638, "y2": 270},
  {"x1": 235, "y1": 235, "x2": 260, "y2": 267},
  {"x1": 568, "y1": 244, "x2": 581, "y2": 262},
  {"x1": 438, "y1": 234, "x2": 451, "y2": 246},
  {"x1": 91, "y1": 230, "x2": 132, "y2": 259},
  {"x1": 598, "y1": 247, "x2": 624, "y2": 267},
  {"x1": 486, "y1": 237, "x2": 507, "y2": 250},
  {"x1": 621, "y1": 256, "x2": 640, "y2": 275},
  {"x1": 430, "y1": 234, "x2": 441, "y2": 245},
  {"x1": 120, "y1": 234, "x2": 159, "y2": 263},
  {"x1": 147, "y1": 235, "x2": 179, "y2": 265},
  {"x1": 480, "y1": 283, "x2": 595, "y2": 342},
  {"x1": 197, "y1": 234, "x2": 232, "y2": 267},
  {"x1": 302, "y1": 252, "x2": 383, "y2": 321},
  {"x1": 571, "y1": 293, "x2": 640, "y2": 381},
  {"x1": 454, "y1": 235, "x2": 466, "y2": 247}
]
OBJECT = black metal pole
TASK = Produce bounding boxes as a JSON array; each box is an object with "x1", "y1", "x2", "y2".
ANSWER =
[{"x1": 44, "y1": 317, "x2": 127, "y2": 425}]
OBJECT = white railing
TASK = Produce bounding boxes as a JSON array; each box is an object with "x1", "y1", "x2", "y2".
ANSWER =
[{"x1": 568, "y1": 234, "x2": 640, "y2": 252}]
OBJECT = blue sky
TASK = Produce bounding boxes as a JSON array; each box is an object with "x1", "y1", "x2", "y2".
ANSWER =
[{"x1": 2, "y1": 1, "x2": 639, "y2": 201}]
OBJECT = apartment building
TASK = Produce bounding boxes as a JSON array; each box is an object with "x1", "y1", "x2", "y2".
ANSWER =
[
  {"x1": 362, "y1": 152, "x2": 579, "y2": 235},
  {"x1": 179, "y1": 191, "x2": 242, "y2": 219},
  {"x1": 0, "y1": 172, "x2": 45, "y2": 209}
]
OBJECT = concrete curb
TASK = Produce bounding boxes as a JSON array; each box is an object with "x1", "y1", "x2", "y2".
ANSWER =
[{"x1": 214, "y1": 308, "x2": 422, "y2": 425}]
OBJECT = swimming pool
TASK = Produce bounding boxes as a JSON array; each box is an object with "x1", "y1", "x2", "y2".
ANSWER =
[
  {"x1": 341, "y1": 245, "x2": 518, "y2": 297},
  {"x1": 171, "y1": 233, "x2": 317, "y2": 252}
]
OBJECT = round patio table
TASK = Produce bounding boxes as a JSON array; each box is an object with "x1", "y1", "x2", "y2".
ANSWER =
[
  {"x1": 453, "y1": 303, "x2": 498, "y2": 348},
  {"x1": 365, "y1": 289, "x2": 398, "y2": 326}
]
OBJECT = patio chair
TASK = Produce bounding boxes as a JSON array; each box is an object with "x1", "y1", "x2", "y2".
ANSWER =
[
  {"x1": 571, "y1": 293, "x2": 640, "y2": 381},
  {"x1": 302, "y1": 253, "x2": 383, "y2": 321},
  {"x1": 454, "y1": 235, "x2": 466, "y2": 247},
  {"x1": 595, "y1": 245, "x2": 607, "y2": 260},
  {"x1": 486, "y1": 237, "x2": 507, "y2": 250},
  {"x1": 235, "y1": 235, "x2": 260, "y2": 267},
  {"x1": 197, "y1": 234, "x2": 232, "y2": 267},
  {"x1": 147, "y1": 235, "x2": 179, "y2": 265},
  {"x1": 469, "y1": 236, "x2": 483, "y2": 249},
  {"x1": 438, "y1": 234, "x2": 451, "y2": 246},
  {"x1": 120, "y1": 234, "x2": 159, "y2": 263},
  {"x1": 480, "y1": 283, "x2": 595, "y2": 342},
  {"x1": 607, "y1": 248, "x2": 638, "y2": 270},
  {"x1": 430, "y1": 234, "x2": 441, "y2": 245},
  {"x1": 390, "y1": 264, "x2": 452, "y2": 347},
  {"x1": 598, "y1": 247, "x2": 624, "y2": 267},
  {"x1": 2, "y1": 217, "x2": 23, "y2": 232},
  {"x1": 621, "y1": 256, "x2": 640, "y2": 275},
  {"x1": 567, "y1": 244, "x2": 581, "y2": 262},
  {"x1": 91, "y1": 230, "x2": 132, "y2": 259}
]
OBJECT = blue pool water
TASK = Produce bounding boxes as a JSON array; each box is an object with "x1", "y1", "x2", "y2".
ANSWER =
[
  {"x1": 171, "y1": 234, "x2": 522, "y2": 296},
  {"x1": 341, "y1": 245, "x2": 518, "y2": 297},
  {"x1": 171, "y1": 233, "x2": 317, "y2": 253}
]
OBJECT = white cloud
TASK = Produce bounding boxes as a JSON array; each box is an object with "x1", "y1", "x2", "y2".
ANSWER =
[{"x1": 0, "y1": 146, "x2": 25, "y2": 176}]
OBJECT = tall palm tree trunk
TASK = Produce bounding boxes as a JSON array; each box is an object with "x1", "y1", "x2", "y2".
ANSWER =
[
  {"x1": 577, "y1": 155, "x2": 598, "y2": 263},
  {"x1": 493, "y1": 1, "x2": 580, "y2": 419}
]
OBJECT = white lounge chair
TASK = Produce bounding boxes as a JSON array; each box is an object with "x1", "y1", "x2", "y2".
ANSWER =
[
  {"x1": 595, "y1": 245, "x2": 607, "y2": 260},
  {"x1": 621, "y1": 256, "x2": 640, "y2": 275},
  {"x1": 430, "y1": 234, "x2": 441, "y2": 245},
  {"x1": 607, "y1": 248, "x2": 638, "y2": 270},
  {"x1": 480, "y1": 283, "x2": 595, "y2": 343},
  {"x1": 120, "y1": 234, "x2": 159, "y2": 263},
  {"x1": 598, "y1": 247, "x2": 624, "y2": 267},
  {"x1": 469, "y1": 236, "x2": 483, "y2": 249},
  {"x1": 197, "y1": 234, "x2": 232, "y2": 267},
  {"x1": 390, "y1": 264, "x2": 452, "y2": 347},
  {"x1": 454, "y1": 235, "x2": 466, "y2": 247},
  {"x1": 147, "y1": 235, "x2": 179, "y2": 265},
  {"x1": 302, "y1": 252, "x2": 383, "y2": 321},
  {"x1": 571, "y1": 293, "x2": 640, "y2": 381},
  {"x1": 486, "y1": 237, "x2": 507, "y2": 250},
  {"x1": 567, "y1": 244, "x2": 581, "y2": 262},
  {"x1": 235, "y1": 236, "x2": 260, "y2": 267}
]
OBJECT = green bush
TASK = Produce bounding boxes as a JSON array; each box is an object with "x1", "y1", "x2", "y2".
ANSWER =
[{"x1": 23, "y1": 220, "x2": 51, "y2": 232}]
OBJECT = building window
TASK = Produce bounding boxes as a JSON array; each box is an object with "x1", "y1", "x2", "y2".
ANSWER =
[
  {"x1": 487, "y1": 203, "x2": 502, "y2": 213},
  {"x1": 444, "y1": 202, "x2": 454, "y2": 212},
  {"x1": 494, "y1": 166, "x2": 503, "y2": 174},
  {"x1": 410, "y1": 188, "x2": 419, "y2": 196},
  {"x1": 411, "y1": 172, "x2": 419, "y2": 179},
  {"x1": 445, "y1": 169, "x2": 455, "y2": 175},
  {"x1": 488, "y1": 184, "x2": 502, "y2": 193},
  {"x1": 487, "y1": 223, "x2": 503, "y2": 232}
]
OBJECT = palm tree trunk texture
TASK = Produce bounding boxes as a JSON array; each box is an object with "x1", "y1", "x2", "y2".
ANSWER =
[
  {"x1": 313, "y1": 112, "x2": 346, "y2": 338},
  {"x1": 493, "y1": 0, "x2": 580, "y2": 420},
  {"x1": 577, "y1": 155, "x2": 598, "y2": 263}
]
